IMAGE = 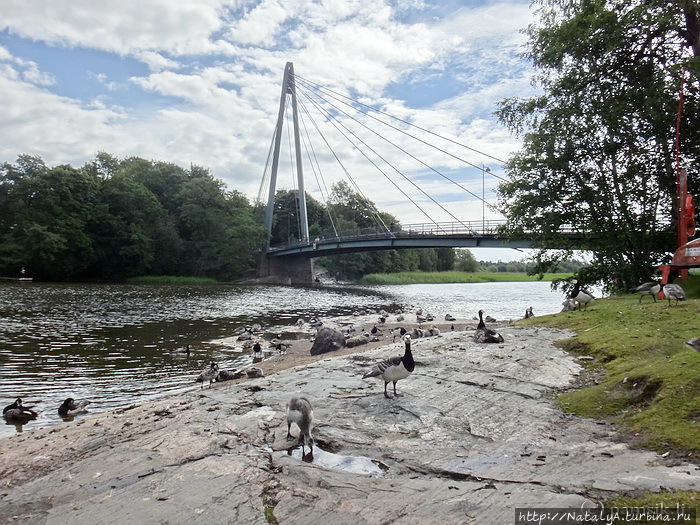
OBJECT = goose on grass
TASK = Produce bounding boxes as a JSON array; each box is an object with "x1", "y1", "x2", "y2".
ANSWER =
[
  {"x1": 570, "y1": 279, "x2": 595, "y2": 311},
  {"x1": 474, "y1": 310, "x2": 504, "y2": 343},
  {"x1": 363, "y1": 334, "x2": 414, "y2": 398},
  {"x1": 661, "y1": 283, "x2": 686, "y2": 306},
  {"x1": 631, "y1": 282, "x2": 661, "y2": 303}
]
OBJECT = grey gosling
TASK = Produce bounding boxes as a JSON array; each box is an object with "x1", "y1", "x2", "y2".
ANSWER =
[
  {"x1": 196, "y1": 362, "x2": 219, "y2": 389},
  {"x1": 662, "y1": 283, "x2": 686, "y2": 306},
  {"x1": 286, "y1": 396, "x2": 314, "y2": 452}
]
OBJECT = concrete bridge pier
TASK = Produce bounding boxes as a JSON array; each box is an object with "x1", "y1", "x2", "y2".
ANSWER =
[{"x1": 257, "y1": 255, "x2": 315, "y2": 285}]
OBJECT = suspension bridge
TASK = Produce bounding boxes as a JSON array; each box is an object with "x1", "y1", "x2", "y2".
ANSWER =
[{"x1": 255, "y1": 63, "x2": 546, "y2": 283}]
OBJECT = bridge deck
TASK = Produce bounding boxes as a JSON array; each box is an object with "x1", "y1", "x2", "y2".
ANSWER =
[{"x1": 267, "y1": 220, "x2": 564, "y2": 258}]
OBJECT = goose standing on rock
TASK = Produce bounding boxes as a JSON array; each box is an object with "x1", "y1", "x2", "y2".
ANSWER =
[
  {"x1": 286, "y1": 396, "x2": 314, "y2": 453},
  {"x1": 570, "y1": 279, "x2": 595, "y2": 311},
  {"x1": 474, "y1": 310, "x2": 504, "y2": 343},
  {"x1": 195, "y1": 362, "x2": 219, "y2": 389},
  {"x1": 363, "y1": 334, "x2": 415, "y2": 398},
  {"x1": 662, "y1": 283, "x2": 686, "y2": 306},
  {"x1": 3, "y1": 398, "x2": 38, "y2": 421},
  {"x1": 631, "y1": 282, "x2": 661, "y2": 303},
  {"x1": 58, "y1": 398, "x2": 90, "y2": 418},
  {"x1": 391, "y1": 326, "x2": 407, "y2": 342}
]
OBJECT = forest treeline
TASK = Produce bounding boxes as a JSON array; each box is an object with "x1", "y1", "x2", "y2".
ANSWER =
[
  {"x1": 0, "y1": 153, "x2": 268, "y2": 281},
  {"x1": 0, "y1": 153, "x2": 585, "y2": 282}
]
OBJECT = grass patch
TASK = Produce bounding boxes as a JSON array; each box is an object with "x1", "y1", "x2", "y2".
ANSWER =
[
  {"x1": 359, "y1": 271, "x2": 571, "y2": 285},
  {"x1": 125, "y1": 275, "x2": 218, "y2": 285},
  {"x1": 521, "y1": 293, "x2": 700, "y2": 461}
]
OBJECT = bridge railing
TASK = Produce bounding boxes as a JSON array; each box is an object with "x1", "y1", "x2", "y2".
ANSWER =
[
  {"x1": 268, "y1": 220, "x2": 510, "y2": 252},
  {"x1": 267, "y1": 220, "x2": 591, "y2": 253}
]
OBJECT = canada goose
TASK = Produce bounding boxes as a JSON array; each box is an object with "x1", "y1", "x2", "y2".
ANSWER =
[
  {"x1": 524, "y1": 306, "x2": 534, "y2": 319},
  {"x1": 445, "y1": 314, "x2": 456, "y2": 322},
  {"x1": 391, "y1": 326, "x2": 407, "y2": 342},
  {"x1": 570, "y1": 279, "x2": 595, "y2": 311},
  {"x1": 3, "y1": 398, "x2": 38, "y2": 421},
  {"x1": 286, "y1": 396, "x2": 314, "y2": 452},
  {"x1": 474, "y1": 310, "x2": 504, "y2": 343},
  {"x1": 662, "y1": 283, "x2": 686, "y2": 306},
  {"x1": 58, "y1": 398, "x2": 90, "y2": 417},
  {"x1": 631, "y1": 282, "x2": 661, "y2": 303},
  {"x1": 195, "y1": 362, "x2": 219, "y2": 389},
  {"x1": 363, "y1": 334, "x2": 415, "y2": 398}
]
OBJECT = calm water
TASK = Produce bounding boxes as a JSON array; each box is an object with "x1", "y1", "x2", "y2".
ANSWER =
[{"x1": 0, "y1": 280, "x2": 567, "y2": 437}]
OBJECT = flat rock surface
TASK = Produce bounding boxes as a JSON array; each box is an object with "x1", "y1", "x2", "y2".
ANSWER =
[{"x1": 1, "y1": 324, "x2": 698, "y2": 524}]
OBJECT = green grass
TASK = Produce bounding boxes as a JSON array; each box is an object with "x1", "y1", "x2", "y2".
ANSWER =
[
  {"x1": 518, "y1": 285, "x2": 700, "y2": 513},
  {"x1": 519, "y1": 292, "x2": 700, "y2": 459},
  {"x1": 359, "y1": 271, "x2": 571, "y2": 285},
  {"x1": 125, "y1": 275, "x2": 218, "y2": 285}
]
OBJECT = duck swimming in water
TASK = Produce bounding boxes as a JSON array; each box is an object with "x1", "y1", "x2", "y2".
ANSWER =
[
  {"x1": 58, "y1": 398, "x2": 90, "y2": 418},
  {"x1": 3, "y1": 398, "x2": 38, "y2": 421}
]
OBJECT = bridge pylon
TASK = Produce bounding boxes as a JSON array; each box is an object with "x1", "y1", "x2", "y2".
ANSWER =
[{"x1": 259, "y1": 62, "x2": 314, "y2": 284}]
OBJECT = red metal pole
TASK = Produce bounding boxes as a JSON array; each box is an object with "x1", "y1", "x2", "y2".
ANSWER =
[{"x1": 675, "y1": 67, "x2": 688, "y2": 280}]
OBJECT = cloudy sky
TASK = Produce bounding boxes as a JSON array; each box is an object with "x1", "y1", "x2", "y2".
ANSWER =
[{"x1": 0, "y1": 0, "x2": 539, "y2": 259}]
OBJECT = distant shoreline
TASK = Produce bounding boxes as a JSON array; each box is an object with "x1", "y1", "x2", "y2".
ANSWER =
[{"x1": 358, "y1": 271, "x2": 572, "y2": 285}]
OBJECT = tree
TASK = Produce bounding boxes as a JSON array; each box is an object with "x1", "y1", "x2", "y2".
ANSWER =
[
  {"x1": 0, "y1": 160, "x2": 100, "y2": 279},
  {"x1": 496, "y1": 0, "x2": 700, "y2": 291},
  {"x1": 454, "y1": 249, "x2": 479, "y2": 272}
]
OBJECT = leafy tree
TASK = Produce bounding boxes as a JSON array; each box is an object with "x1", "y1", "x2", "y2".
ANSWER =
[
  {"x1": 454, "y1": 249, "x2": 479, "y2": 272},
  {"x1": 0, "y1": 160, "x2": 100, "y2": 279},
  {"x1": 496, "y1": 0, "x2": 700, "y2": 292}
]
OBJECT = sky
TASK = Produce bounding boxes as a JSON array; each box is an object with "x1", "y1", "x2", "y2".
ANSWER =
[{"x1": 0, "y1": 0, "x2": 540, "y2": 262}]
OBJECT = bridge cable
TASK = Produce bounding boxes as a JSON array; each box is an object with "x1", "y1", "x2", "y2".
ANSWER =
[
  {"x1": 293, "y1": 94, "x2": 393, "y2": 233},
  {"x1": 284, "y1": 110, "x2": 303, "y2": 241},
  {"x1": 296, "y1": 81, "x2": 491, "y2": 216},
  {"x1": 256, "y1": 118, "x2": 279, "y2": 206},
  {"x1": 296, "y1": 75, "x2": 508, "y2": 182},
  {"x1": 297, "y1": 85, "x2": 467, "y2": 231},
  {"x1": 296, "y1": 99, "x2": 340, "y2": 236}
]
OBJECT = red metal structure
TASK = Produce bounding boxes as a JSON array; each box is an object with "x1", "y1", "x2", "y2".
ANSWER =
[{"x1": 658, "y1": 68, "x2": 697, "y2": 288}]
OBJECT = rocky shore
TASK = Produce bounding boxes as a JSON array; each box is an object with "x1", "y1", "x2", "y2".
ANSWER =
[{"x1": 1, "y1": 315, "x2": 699, "y2": 524}]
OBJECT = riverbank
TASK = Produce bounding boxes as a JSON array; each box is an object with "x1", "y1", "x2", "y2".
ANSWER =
[
  {"x1": 1, "y1": 312, "x2": 698, "y2": 524},
  {"x1": 358, "y1": 271, "x2": 571, "y2": 285}
]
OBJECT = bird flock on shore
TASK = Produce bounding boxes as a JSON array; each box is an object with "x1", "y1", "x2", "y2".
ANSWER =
[{"x1": 4, "y1": 276, "x2": 695, "y2": 464}]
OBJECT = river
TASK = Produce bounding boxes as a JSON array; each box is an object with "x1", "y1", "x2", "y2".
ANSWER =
[{"x1": 0, "y1": 280, "x2": 569, "y2": 437}]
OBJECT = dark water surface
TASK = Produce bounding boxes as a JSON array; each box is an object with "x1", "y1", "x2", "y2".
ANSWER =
[{"x1": 0, "y1": 280, "x2": 567, "y2": 437}]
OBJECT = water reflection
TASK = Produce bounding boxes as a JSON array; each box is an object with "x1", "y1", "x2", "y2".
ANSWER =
[{"x1": 0, "y1": 280, "x2": 570, "y2": 438}]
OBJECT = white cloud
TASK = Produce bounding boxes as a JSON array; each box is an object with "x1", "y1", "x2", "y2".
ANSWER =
[{"x1": 0, "y1": 0, "x2": 537, "y2": 225}]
